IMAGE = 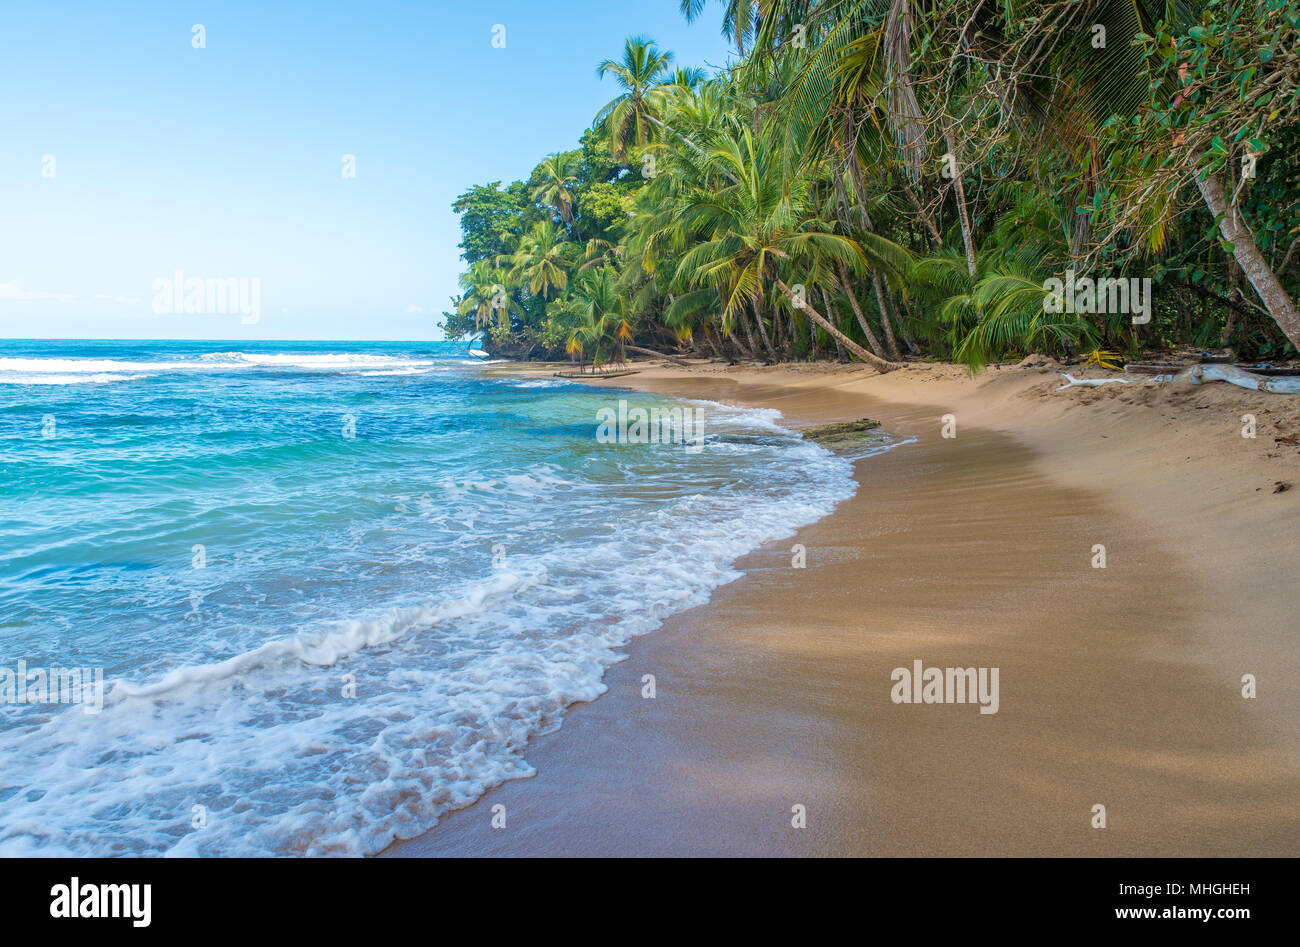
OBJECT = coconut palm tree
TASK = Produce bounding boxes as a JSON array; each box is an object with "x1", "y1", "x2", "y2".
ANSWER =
[
  {"x1": 594, "y1": 36, "x2": 675, "y2": 162},
  {"x1": 670, "y1": 127, "x2": 909, "y2": 369},
  {"x1": 558, "y1": 269, "x2": 634, "y2": 371},
  {"x1": 666, "y1": 66, "x2": 708, "y2": 95},
  {"x1": 457, "y1": 260, "x2": 516, "y2": 331},
  {"x1": 505, "y1": 220, "x2": 575, "y2": 302},
  {"x1": 531, "y1": 153, "x2": 578, "y2": 226},
  {"x1": 679, "y1": 0, "x2": 762, "y2": 57}
]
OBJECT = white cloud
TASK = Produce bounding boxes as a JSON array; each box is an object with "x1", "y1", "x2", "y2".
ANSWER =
[{"x1": 0, "y1": 282, "x2": 76, "y2": 304}]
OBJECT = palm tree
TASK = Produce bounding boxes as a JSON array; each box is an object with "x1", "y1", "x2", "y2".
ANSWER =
[
  {"x1": 666, "y1": 66, "x2": 708, "y2": 94},
  {"x1": 531, "y1": 154, "x2": 578, "y2": 226},
  {"x1": 679, "y1": 0, "x2": 762, "y2": 57},
  {"x1": 457, "y1": 260, "x2": 515, "y2": 331},
  {"x1": 505, "y1": 220, "x2": 575, "y2": 302},
  {"x1": 559, "y1": 269, "x2": 634, "y2": 371},
  {"x1": 594, "y1": 36, "x2": 675, "y2": 161},
  {"x1": 671, "y1": 127, "x2": 908, "y2": 370}
]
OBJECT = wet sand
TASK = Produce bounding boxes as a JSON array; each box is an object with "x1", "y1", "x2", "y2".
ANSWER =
[{"x1": 385, "y1": 362, "x2": 1300, "y2": 856}]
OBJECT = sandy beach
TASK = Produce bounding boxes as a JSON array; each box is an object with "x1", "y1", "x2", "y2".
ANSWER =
[{"x1": 386, "y1": 359, "x2": 1300, "y2": 857}]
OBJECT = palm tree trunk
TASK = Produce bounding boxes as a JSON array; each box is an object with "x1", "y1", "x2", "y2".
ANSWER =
[
  {"x1": 777, "y1": 279, "x2": 901, "y2": 373},
  {"x1": 836, "y1": 163, "x2": 908, "y2": 360},
  {"x1": 733, "y1": 315, "x2": 757, "y2": 359},
  {"x1": 902, "y1": 181, "x2": 943, "y2": 248},
  {"x1": 835, "y1": 260, "x2": 888, "y2": 359},
  {"x1": 873, "y1": 277, "x2": 904, "y2": 359},
  {"x1": 1196, "y1": 172, "x2": 1300, "y2": 350},
  {"x1": 890, "y1": 288, "x2": 920, "y2": 354},
  {"x1": 773, "y1": 300, "x2": 791, "y2": 355},
  {"x1": 944, "y1": 124, "x2": 978, "y2": 279},
  {"x1": 820, "y1": 289, "x2": 842, "y2": 361},
  {"x1": 626, "y1": 344, "x2": 691, "y2": 367},
  {"x1": 701, "y1": 325, "x2": 722, "y2": 359},
  {"x1": 752, "y1": 297, "x2": 777, "y2": 360}
]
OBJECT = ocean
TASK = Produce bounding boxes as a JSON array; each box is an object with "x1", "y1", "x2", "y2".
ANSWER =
[{"x1": 0, "y1": 339, "x2": 871, "y2": 855}]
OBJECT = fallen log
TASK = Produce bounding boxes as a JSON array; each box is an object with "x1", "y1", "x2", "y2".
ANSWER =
[
  {"x1": 1058, "y1": 365, "x2": 1300, "y2": 394},
  {"x1": 1055, "y1": 373, "x2": 1166, "y2": 391},
  {"x1": 1182, "y1": 364, "x2": 1300, "y2": 394},
  {"x1": 553, "y1": 369, "x2": 640, "y2": 379},
  {"x1": 624, "y1": 345, "x2": 693, "y2": 368}
]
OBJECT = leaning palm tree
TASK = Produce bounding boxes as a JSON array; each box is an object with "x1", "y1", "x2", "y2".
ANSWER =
[
  {"x1": 672, "y1": 127, "x2": 908, "y2": 370},
  {"x1": 594, "y1": 36, "x2": 675, "y2": 161}
]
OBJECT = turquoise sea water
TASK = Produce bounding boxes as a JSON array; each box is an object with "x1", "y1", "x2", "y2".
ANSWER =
[{"x1": 0, "y1": 339, "x2": 868, "y2": 855}]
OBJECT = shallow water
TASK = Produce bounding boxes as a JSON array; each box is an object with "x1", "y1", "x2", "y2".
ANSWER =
[{"x1": 0, "y1": 340, "x2": 870, "y2": 855}]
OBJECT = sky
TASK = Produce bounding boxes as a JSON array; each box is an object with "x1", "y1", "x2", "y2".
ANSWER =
[{"x1": 0, "y1": 1, "x2": 734, "y2": 341}]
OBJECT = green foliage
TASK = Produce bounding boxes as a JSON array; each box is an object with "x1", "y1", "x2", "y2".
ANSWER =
[
  {"x1": 574, "y1": 182, "x2": 626, "y2": 240},
  {"x1": 441, "y1": 3, "x2": 1300, "y2": 366}
]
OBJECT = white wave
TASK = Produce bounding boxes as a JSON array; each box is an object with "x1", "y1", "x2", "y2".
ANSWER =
[
  {"x1": 353, "y1": 368, "x2": 444, "y2": 377},
  {"x1": 0, "y1": 396, "x2": 881, "y2": 858},
  {"x1": 0, "y1": 372, "x2": 150, "y2": 385},
  {"x1": 200, "y1": 352, "x2": 442, "y2": 371},
  {"x1": 0, "y1": 357, "x2": 196, "y2": 373},
  {"x1": 0, "y1": 352, "x2": 448, "y2": 382},
  {"x1": 109, "y1": 569, "x2": 540, "y2": 702}
]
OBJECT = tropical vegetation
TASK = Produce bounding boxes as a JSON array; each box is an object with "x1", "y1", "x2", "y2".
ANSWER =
[{"x1": 442, "y1": 0, "x2": 1300, "y2": 372}]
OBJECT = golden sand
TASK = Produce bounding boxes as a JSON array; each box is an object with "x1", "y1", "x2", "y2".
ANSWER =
[{"x1": 385, "y1": 360, "x2": 1300, "y2": 856}]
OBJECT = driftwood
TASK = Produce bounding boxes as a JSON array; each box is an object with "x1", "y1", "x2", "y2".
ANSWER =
[
  {"x1": 1057, "y1": 364, "x2": 1300, "y2": 394},
  {"x1": 1124, "y1": 363, "x2": 1191, "y2": 375},
  {"x1": 1054, "y1": 373, "x2": 1161, "y2": 391},
  {"x1": 553, "y1": 369, "x2": 640, "y2": 379},
  {"x1": 1182, "y1": 363, "x2": 1300, "y2": 394},
  {"x1": 624, "y1": 345, "x2": 693, "y2": 368}
]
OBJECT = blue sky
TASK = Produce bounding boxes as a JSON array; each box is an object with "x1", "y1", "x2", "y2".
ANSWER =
[{"x1": 0, "y1": 1, "x2": 733, "y2": 340}]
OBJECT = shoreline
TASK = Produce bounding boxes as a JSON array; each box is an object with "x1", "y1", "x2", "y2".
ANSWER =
[{"x1": 385, "y1": 359, "x2": 1300, "y2": 856}]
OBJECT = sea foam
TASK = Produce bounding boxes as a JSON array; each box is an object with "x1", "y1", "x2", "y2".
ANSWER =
[{"x1": 0, "y1": 348, "x2": 869, "y2": 856}]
